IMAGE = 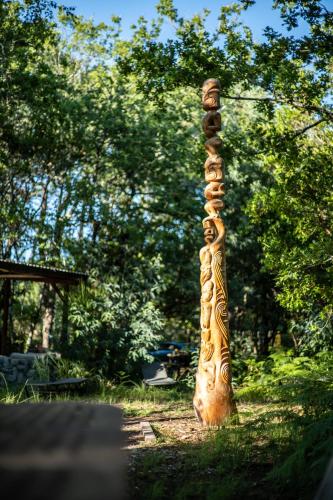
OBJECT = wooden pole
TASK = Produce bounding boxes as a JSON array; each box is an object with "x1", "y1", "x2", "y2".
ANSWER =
[
  {"x1": 193, "y1": 79, "x2": 237, "y2": 426},
  {"x1": 1, "y1": 280, "x2": 11, "y2": 355},
  {"x1": 61, "y1": 284, "x2": 69, "y2": 347}
]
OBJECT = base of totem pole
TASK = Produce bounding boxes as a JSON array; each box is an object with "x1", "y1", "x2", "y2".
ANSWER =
[{"x1": 193, "y1": 374, "x2": 237, "y2": 427}]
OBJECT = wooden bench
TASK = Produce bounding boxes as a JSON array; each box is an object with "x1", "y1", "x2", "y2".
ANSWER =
[{"x1": 26, "y1": 377, "x2": 88, "y2": 396}]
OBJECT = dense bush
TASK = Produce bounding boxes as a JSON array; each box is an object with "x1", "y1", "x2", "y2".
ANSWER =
[{"x1": 68, "y1": 274, "x2": 164, "y2": 375}]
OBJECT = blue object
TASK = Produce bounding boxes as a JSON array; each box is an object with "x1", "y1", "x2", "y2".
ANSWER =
[{"x1": 148, "y1": 341, "x2": 195, "y2": 362}]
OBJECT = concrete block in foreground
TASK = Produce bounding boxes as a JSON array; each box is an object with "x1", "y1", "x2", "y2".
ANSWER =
[{"x1": 0, "y1": 402, "x2": 125, "y2": 500}]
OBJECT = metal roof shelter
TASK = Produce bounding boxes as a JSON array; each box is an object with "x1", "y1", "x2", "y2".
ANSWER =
[{"x1": 0, "y1": 260, "x2": 88, "y2": 355}]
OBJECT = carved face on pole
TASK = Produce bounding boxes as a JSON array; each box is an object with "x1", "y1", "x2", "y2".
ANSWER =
[
  {"x1": 202, "y1": 79, "x2": 221, "y2": 111},
  {"x1": 204, "y1": 136, "x2": 222, "y2": 156},
  {"x1": 203, "y1": 219, "x2": 216, "y2": 245},
  {"x1": 204, "y1": 182, "x2": 225, "y2": 200},
  {"x1": 202, "y1": 111, "x2": 221, "y2": 138},
  {"x1": 204, "y1": 155, "x2": 223, "y2": 183}
]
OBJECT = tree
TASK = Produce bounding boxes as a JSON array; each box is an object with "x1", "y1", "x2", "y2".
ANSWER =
[
  {"x1": 115, "y1": 0, "x2": 333, "y2": 348},
  {"x1": 0, "y1": 5, "x2": 205, "y2": 368},
  {"x1": 247, "y1": 106, "x2": 333, "y2": 352},
  {"x1": 116, "y1": 0, "x2": 332, "y2": 120}
]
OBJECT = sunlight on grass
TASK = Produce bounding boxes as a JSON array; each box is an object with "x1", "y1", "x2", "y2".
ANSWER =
[{"x1": 99, "y1": 383, "x2": 192, "y2": 417}]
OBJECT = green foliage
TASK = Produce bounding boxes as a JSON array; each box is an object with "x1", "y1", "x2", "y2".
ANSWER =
[
  {"x1": 220, "y1": 93, "x2": 284, "y2": 353},
  {"x1": 247, "y1": 108, "x2": 333, "y2": 316},
  {"x1": 106, "y1": 382, "x2": 189, "y2": 406},
  {"x1": 32, "y1": 354, "x2": 55, "y2": 381},
  {"x1": 117, "y1": 0, "x2": 333, "y2": 116},
  {"x1": 289, "y1": 313, "x2": 333, "y2": 355},
  {"x1": 52, "y1": 357, "x2": 90, "y2": 379},
  {"x1": 179, "y1": 346, "x2": 199, "y2": 389},
  {"x1": 1, "y1": 352, "x2": 332, "y2": 499},
  {"x1": 237, "y1": 350, "x2": 333, "y2": 411},
  {"x1": 32, "y1": 352, "x2": 90, "y2": 381},
  {"x1": 69, "y1": 273, "x2": 165, "y2": 375},
  {"x1": 0, "y1": 380, "x2": 30, "y2": 404},
  {"x1": 0, "y1": 2, "x2": 204, "y2": 369}
]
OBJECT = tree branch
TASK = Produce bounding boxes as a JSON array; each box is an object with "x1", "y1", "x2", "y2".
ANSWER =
[
  {"x1": 291, "y1": 102, "x2": 333, "y2": 121},
  {"x1": 220, "y1": 94, "x2": 333, "y2": 121},
  {"x1": 222, "y1": 94, "x2": 275, "y2": 102},
  {"x1": 292, "y1": 118, "x2": 326, "y2": 139}
]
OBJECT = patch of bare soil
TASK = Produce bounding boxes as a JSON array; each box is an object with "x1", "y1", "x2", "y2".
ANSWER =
[
  {"x1": 123, "y1": 406, "x2": 210, "y2": 450},
  {"x1": 122, "y1": 402, "x2": 268, "y2": 450}
]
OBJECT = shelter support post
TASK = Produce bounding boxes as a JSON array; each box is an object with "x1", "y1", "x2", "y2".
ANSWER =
[
  {"x1": 61, "y1": 284, "x2": 69, "y2": 347},
  {"x1": 1, "y1": 279, "x2": 11, "y2": 355}
]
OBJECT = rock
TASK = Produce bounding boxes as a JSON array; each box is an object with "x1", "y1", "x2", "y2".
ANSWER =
[
  {"x1": 0, "y1": 355, "x2": 10, "y2": 369},
  {"x1": 27, "y1": 369, "x2": 36, "y2": 380},
  {"x1": 17, "y1": 372, "x2": 26, "y2": 384},
  {"x1": 11, "y1": 352, "x2": 44, "y2": 360},
  {"x1": 17, "y1": 361, "x2": 28, "y2": 370},
  {"x1": 6, "y1": 368, "x2": 18, "y2": 383}
]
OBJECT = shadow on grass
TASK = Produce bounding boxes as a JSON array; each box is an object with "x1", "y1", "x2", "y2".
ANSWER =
[{"x1": 125, "y1": 406, "x2": 333, "y2": 500}]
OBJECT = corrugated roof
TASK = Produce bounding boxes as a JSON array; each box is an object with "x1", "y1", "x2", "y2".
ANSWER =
[{"x1": 0, "y1": 259, "x2": 88, "y2": 284}]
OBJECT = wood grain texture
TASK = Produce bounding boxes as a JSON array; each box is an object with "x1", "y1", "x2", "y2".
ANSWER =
[{"x1": 193, "y1": 79, "x2": 237, "y2": 427}]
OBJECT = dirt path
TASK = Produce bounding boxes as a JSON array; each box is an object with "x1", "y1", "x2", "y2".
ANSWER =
[
  {"x1": 123, "y1": 407, "x2": 211, "y2": 450},
  {"x1": 122, "y1": 401, "x2": 267, "y2": 450},
  {"x1": 123, "y1": 407, "x2": 209, "y2": 498}
]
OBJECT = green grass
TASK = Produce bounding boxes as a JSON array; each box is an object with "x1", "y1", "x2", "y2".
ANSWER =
[
  {"x1": 0, "y1": 379, "x2": 191, "y2": 416},
  {"x1": 104, "y1": 382, "x2": 191, "y2": 417}
]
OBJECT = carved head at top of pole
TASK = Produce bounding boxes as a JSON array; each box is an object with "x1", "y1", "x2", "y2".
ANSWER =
[{"x1": 202, "y1": 78, "x2": 221, "y2": 111}]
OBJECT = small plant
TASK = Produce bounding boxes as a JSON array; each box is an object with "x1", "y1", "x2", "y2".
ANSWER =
[
  {"x1": 55, "y1": 358, "x2": 91, "y2": 379},
  {"x1": 178, "y1": 347, "x2": 199, "y2": 389},
  {"x1": 32, "y1": 353, "x2": 92, "y2": 382},
  {"x1": 32, "y1": 353, "x2": 59, "y2": 381},
  {"x1": 0, "y1": 373, "x2": 35, "y2": 404}
]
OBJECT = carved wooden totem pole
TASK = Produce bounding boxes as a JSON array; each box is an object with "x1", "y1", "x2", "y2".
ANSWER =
[{"x1": 193, "y1": 78, "x2": 236, "y2": 426}]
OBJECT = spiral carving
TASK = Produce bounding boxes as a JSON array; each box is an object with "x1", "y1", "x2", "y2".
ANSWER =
[{"x1": 193, "y1": 78, "x2": 236, "y2": 427}]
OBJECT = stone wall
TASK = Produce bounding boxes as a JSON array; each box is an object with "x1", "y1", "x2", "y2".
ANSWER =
[{"x1": 0, "y1": 352, "x2": 60, "y2": 385}]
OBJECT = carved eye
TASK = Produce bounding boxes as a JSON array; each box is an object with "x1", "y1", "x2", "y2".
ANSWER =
[{"x1": 207, "y1": 380, "x2": 214, "y2": 390}]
